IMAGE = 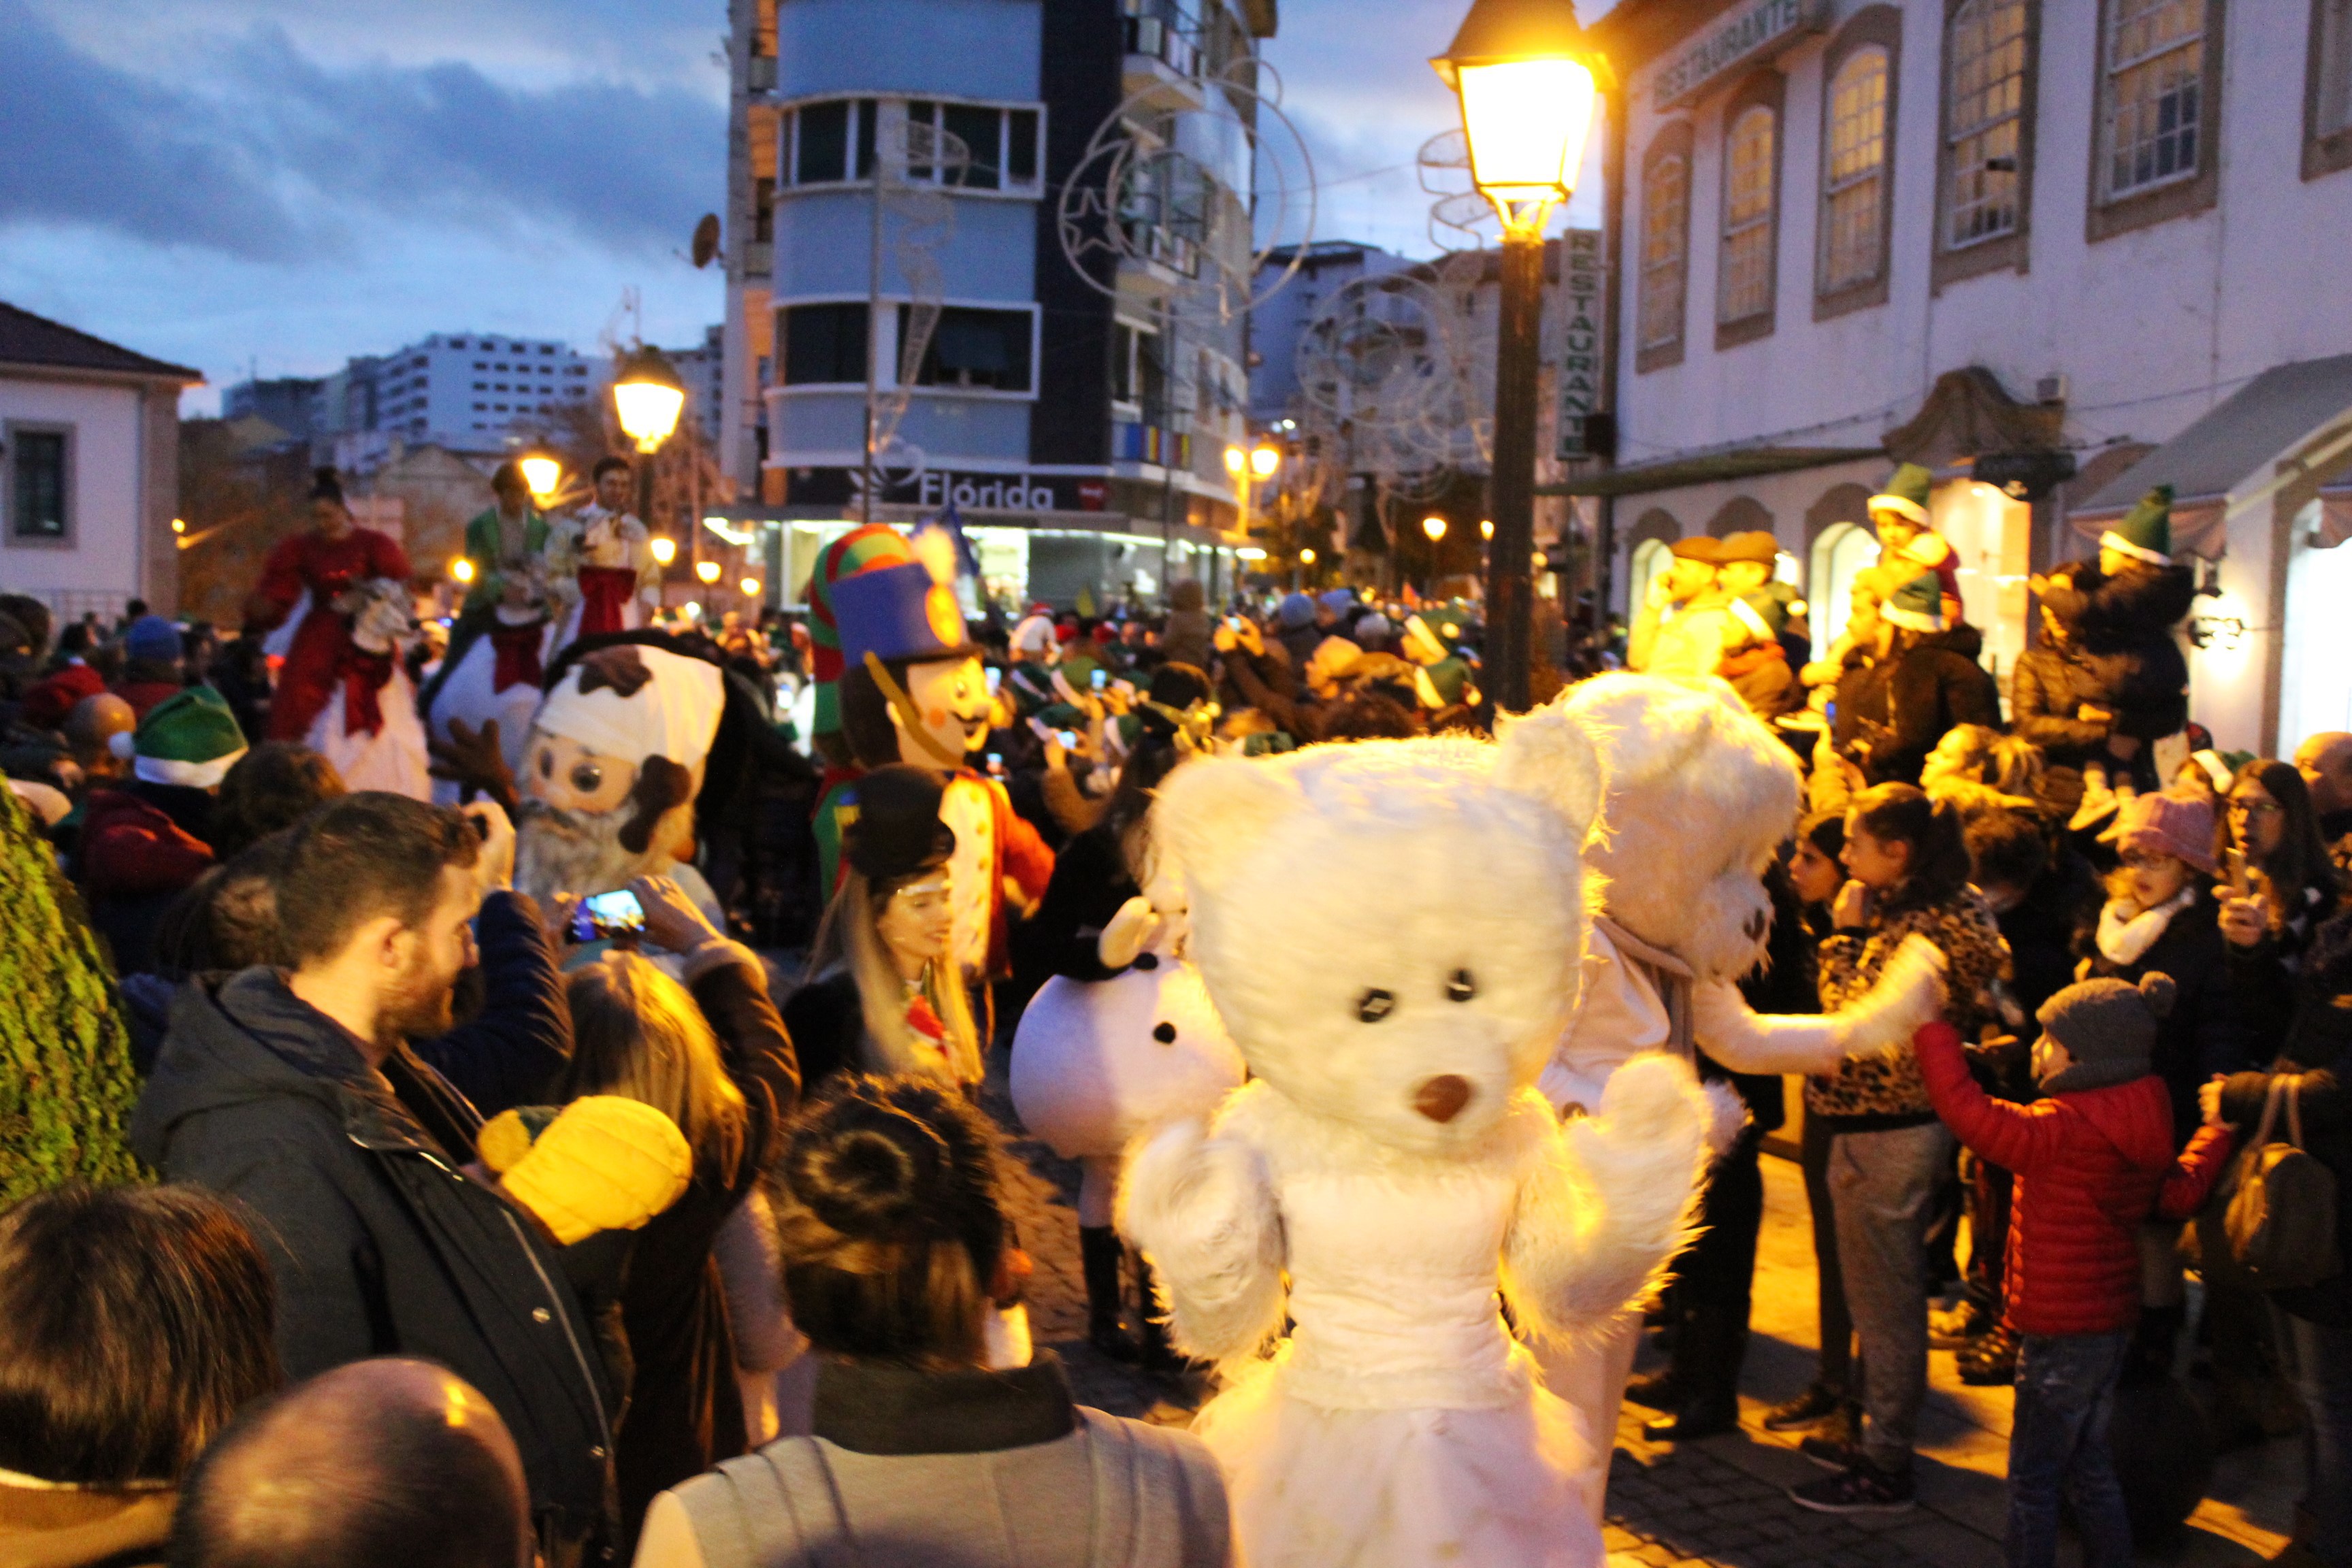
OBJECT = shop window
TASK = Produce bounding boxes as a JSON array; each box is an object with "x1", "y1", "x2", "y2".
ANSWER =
[
  {"x1": 1808, "y1": 520, "x2": 1880, "y2": 660},
  {"x1": 1820, "y1": 46, "x2": 1890, "y2": 296},
  {"x1": 779, "y1": 304, "x2": 868, "y2": 385}
]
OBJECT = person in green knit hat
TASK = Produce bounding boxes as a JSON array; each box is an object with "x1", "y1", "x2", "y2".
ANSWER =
[
  {"x1": 1869, "y1": 463, "x2": 1960, "y2": 627},
  {"x1": 2034, "y1": 485, "x2": 2197, "y2": 815},
  {"x1": 0, "y1": 781, "x2": 145, "y2": 1205},
  {"x1": 80, "y1": 687, "x2": 249, "y2": 976}
]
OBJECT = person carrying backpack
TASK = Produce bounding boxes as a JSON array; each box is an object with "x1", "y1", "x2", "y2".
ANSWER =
[{"x1": 1914, "y1": 975, "x2": 2236, "y2": 1568}]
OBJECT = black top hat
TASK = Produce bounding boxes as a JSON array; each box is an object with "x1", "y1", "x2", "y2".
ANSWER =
[{"x1": 843, "y1": 764, "x2": 956, "y2": 883}]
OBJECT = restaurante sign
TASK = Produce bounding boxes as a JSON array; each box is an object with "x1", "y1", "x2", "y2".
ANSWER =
[{"x1": 1651, "y1": 0, "x2": 1827, "y2": 112}]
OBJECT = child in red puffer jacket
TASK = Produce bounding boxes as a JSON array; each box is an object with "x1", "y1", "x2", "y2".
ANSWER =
[{"x1": 1913, "y1": 974, "x2": 2234, "y2": 1568}]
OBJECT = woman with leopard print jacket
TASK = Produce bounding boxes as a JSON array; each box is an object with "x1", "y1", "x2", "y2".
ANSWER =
[{"x1": 1787, "y1": 783, "x2": 2012, "y2": 1516}]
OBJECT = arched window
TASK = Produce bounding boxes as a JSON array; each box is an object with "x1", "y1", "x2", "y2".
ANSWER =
[
  {"x1": 1821, "y1": 46, "x2": 1890, "y2": 292},
  {"x1": 1808, "y1": 521, "x2": 1882, "y2": 660},
  {"x1": 1719, "y1": 103, "x2": 1778, "y2": 325},
  {"x1": 1629, "y1": 537, "x2": 1674, "y2": 615},
  {"x1": 1637, "y1": 124, "x2": 1693, "y2": 368}
]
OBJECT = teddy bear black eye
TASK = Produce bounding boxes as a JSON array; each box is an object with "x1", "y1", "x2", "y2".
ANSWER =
[
  {"x1": 1132, "y1": 952, "x2": 1160, "y2": 972},
  {"x1": 537, "y1": 748, "x2": 554, "y2": 778},
  {"x1": 1447, "y1": 969, "x2": 1477, "y2": 1002},
  {"x1": 1152, "y1": 1022, "x2": 1178, "y2": 1044},
  {"x1": 570, "y1": 761, "x2": 603, "y2": 794},
  {"x1": 1356, "y1": 988, "x2": 1396, "y2": 1023}
]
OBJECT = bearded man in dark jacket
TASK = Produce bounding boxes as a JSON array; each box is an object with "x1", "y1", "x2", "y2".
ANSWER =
[{"x1": 132, "y1": 792, "x2": 616, "y2": 1560}]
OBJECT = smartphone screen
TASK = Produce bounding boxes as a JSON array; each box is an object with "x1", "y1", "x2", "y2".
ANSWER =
[
  {"x1": 987, "y1": 752, "x2": 1005, "y2": 778},
  {"x1": 1057, "y1": 730, "x2": 1079, "y2": 750},
  {"x1": 570, "y1": 889, "x2": 646, "y2": 943},
  {"x1": 1090, "y1": 668, "x2": 1107, "y2": 690},
  {"x1": 985, "y1": 666, "x2": 1002, "y2": 695}
]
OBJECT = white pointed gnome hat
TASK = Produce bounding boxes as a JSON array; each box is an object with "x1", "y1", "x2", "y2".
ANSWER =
[{"x1": 532, "y1": 643, "x2": 725, "y2": 778}]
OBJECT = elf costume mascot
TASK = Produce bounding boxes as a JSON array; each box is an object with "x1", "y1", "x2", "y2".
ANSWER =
[
  {"x1": 829, "y1": 546, "x2": 1053, "y2": 992},
  {"x1": 1524, "y1": 674, "x2": 1948, "y2": 1518},
  {"x1": 543, "y1": 457, "x2": 664, "y2": 653},
  {"x1": 1868, "y1": 463, "x2": 1961, "y2": 627},
  {"x1": 420, "y1": 460, "x2": 555, "y2": 792},
  {"x1": 246, "y1": 467, "x2": 431, "y2": 799}
]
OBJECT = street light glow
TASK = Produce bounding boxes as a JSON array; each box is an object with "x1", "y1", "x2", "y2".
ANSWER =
[
  {"x1": 1481, "y1": 519, "x2": 1495, "y2": 540},
  {"x1": 518, "y1": 455, "x2": 561, "y2": 501},
  {"x1": 451, "y1": 557, "x2": 476, "y2": 583},
  {"x1": 1250, "y1": 444, "x2": 1281, "y2": 479},
  {"x1": 649, "y1": 536, "x2": 678, "y2": 566},
  {"x1": 1422, "y1": 515, "x2": 1449, "y2": 542},
  {"x1": 611, "y1": 346, "x2": 687, "y2": 454},
  {"x1": 1298, "y1": 547, "x2": 1317, "y2": 564},
  {"x1": 695, "y1": 559, "x2": 723, "y2": 585},
  {"x1": 1223, "y1": 445, "x2": 1247, "y2": 477},
  {"x1": 1431, "y1": 0, "x2": 1607, "y2": 220},
  {"x1": 740, "y1": 577, "x2": 762, "y2": 597},
  {"x1": 1237, "y1": 546, "x2": 1268, "y2": 561}
]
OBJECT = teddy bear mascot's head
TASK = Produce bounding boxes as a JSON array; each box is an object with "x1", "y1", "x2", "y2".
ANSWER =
[
  {"x1": 1553, "y1": 672, "x2": 1801, "y2": 985},
  {"x1": 1154, "y1": 719, "x2": 1602, "y2": 1156},
  {"x1": 512, "y1": 638, "x2": 730, "y2": 904},
  {"x1": 832, "y1": 534, "x2": 992, "y2": 774}
]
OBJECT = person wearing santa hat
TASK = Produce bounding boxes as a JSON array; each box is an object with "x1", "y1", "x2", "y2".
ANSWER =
[{"x1": 245, "y1": 468, "x2": 431, "y2": 799}]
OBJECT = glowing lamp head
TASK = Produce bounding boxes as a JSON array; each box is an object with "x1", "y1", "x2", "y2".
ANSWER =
[
  {"x1": 518, "y1": 454, "x2": 561, "y2": 501},
  {"x1": 451, "y1": 557, "x2": 476, "y2": 584},
  {"x1": 649, "y1": 536, "x2": 678, "y2": 566},
  {"x1": 1432, "y1": 0, "x2": 1607, "y2": 218},
  {"x1": 1481, "y1": 519, "x2": 1495, "y2": 540},
  {"x1": 1250, "y1": 444, "x2": 1281, "y2": 479},
  {"x1": 740, "y1": 577, "x2": 763, "y2": 597},
  {"x1": 695, "y1": 559, "x2": 722, "y2": 585},
  {"x1": 611, "y1": 346, "x2": 687, "y2": 454},
  {"x1": 1299, "y1": 546, "x2": 1317, "y2": 564},
  {"x1": 1223, "y1": 445, "x2": 1247, "y2": 477},
  {"x1": 172, "y1": 517, "x2": 186, "y2": 534},
  {"x1": 1422, "y1": 515, "x2": 1449, "y2": 542}
]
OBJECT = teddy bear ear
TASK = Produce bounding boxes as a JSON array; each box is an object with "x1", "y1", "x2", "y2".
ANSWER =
[
  {"x1": 1492, "y1": 704, "x2": 1603, "y2": 838},
  {"x1": 1154, "y1": 754, "x2": 1302, "y2": 895}
]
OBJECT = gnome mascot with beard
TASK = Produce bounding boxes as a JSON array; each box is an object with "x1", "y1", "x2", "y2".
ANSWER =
[
  {"x1": 513, "y1": 638, "x2": 734, "y2": 925},
  {"x1": 830, "y1": 551, "x2": 1054, "y2": 1011}
]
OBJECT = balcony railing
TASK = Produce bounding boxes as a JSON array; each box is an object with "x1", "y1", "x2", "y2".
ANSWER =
[{"x1": 1124, "y1": 14, "x2": 1199, "y2": 78}]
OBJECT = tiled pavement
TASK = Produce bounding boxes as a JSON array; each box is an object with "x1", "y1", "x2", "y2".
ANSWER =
[{"x1": 977, "y1": 1041, "x2": 2301, "y2": 1566}]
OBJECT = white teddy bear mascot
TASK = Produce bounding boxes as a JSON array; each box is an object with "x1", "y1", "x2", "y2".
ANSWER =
[
  {"x1": 1121, "y1": 721, "x2": 1716, "y2": 1568},
  {"x1": 1525, "y1": 673, "x2": 1946, "y2": 1493}
]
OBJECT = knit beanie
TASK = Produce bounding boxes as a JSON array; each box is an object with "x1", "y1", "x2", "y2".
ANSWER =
[
  {"x1": 125, "y1": 615, "x2": 182, "y2": 664},
  {"x1": 2036, "y1": 973, "x2": 2176, "y2": 1094},
  {"x1": 1869, "y1": 463, "x2": 1933, "y2": 526},
  {"x1": 482, "y1": 1096, "x2": 693, "y2": 1246},
  {"x1": 1277, "y1": 591, "x2": 1316, "y2": 630},
  {"x1": 2102, "y1": 485, "x2": 2173, "y2": 566},
  {"x1": 113, "y1": 686, "x2": 248, "y2": 788},
  {"x1": 2101, "y1": 790, "x2": 2218, "y2": 875},
  {"x1": 1317, "y1": 587, "x2": 1358, "y2": 615}
]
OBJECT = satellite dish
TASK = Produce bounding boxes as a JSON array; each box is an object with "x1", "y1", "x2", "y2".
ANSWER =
[{"x1": 690, "y1": 214, "x2": 721, "y2": 270}]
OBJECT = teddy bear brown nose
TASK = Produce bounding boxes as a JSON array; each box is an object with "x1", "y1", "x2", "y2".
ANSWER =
[{"x1": 1413, "y1": 1075, "x2": 1472, "y2": 1124}]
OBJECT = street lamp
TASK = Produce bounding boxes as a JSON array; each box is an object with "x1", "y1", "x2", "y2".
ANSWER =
[
  {"x1": 1481, "y1": 518, "x2": 1495, "y2": 541},
  {"x1": 649, "y1": 536, "x2": 677, "y2": 566},
  {"x1": 1422, "y1": 515, "x2": 1449, "y2": 542},
  {"x1": 695, "y1": 559, "x2": 723, "y2": 585},
  {"x1": 518, "y1": 453, "x2": 562, "y2": 504},
  {"x1": 1250, "y1": 444, "x2": 1281, "y2": 480},
  {"x1": 1433, "y1": 0, "x2": 1606, "y2": 709},
  {"x1": 450, "y1": 557, "x2": 476, "y2": 584},
  {"x1": 612, "y1": 347, "x2": 687, "y2": 455},
  {"x1": 1299, "y1": 546, "x2": 1316, "y2": 565},
  {"x1": 740, "y1": 576, "x2": 763, "y2": 598}
]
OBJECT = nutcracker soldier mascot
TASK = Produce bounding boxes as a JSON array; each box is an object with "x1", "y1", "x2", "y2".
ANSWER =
[
  {"x1": 800, "y1": 524, "x2": 919, "y2": 893},
  {"x1": 830, "y1": 549, "x2": 1054, "y2": 998},
  {"x1": 246, "y1": 468, "x2": 431, "y2": 798}
]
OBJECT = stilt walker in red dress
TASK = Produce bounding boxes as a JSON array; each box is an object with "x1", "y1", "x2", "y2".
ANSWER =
[{"x1": 244, "y1": 468, "x2": 431, "y2": 799}]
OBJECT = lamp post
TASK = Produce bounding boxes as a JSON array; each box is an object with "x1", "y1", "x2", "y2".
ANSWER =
[
  {"x1": 1421, "y1": 514, "x2": 1449, "y2": 599},
  {"x1": 1433, "y1": 0, "x2": 1604, "y2": 710},
  {"x1": 612, "y1": 344, "x2": 687, "y2": 595},
  {"x1": 518, "y1": 452, "x2": 563, "y2": 506}
]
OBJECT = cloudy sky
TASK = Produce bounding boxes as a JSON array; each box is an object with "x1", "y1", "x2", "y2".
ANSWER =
[{"x1": 0, "y1": 0, "x2": 1609, "y2": 413}]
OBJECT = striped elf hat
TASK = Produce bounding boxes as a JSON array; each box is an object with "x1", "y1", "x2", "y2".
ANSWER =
[{"x1": 807, "y1": 525, "x2": 915, "y2": 739}]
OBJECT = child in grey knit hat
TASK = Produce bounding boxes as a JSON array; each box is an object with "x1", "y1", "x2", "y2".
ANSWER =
[{"x1": 1910, "y1": 975, "x2": 2235, "y2": 1566}]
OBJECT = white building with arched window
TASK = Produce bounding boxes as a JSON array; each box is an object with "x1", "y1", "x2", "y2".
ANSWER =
[{"x1": 1576, "y1": 0, "x2": 2352, "y2": 753}]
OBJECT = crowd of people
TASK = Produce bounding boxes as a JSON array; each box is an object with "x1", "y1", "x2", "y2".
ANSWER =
[{"x1": 0, "y1": 451, "x2": 2349, "y2": 1568}]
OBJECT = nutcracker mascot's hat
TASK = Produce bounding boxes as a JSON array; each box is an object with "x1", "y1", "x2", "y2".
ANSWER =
[
  {"x1": 1868, "y1": 462, "x2": 1934, "y2": 527},
  {"x1": 1881, "y1": 568, "x2": 1949, "y2": 633},
  {"x1": 806, "y1": 525, "x2": 917, "y2": 745},
  {"x1": 2101, "y1": 485, "x2": 2174, "y2": 566},
  {"x1": 832, "y1": 532, "x2": 983, "y2": 770}
]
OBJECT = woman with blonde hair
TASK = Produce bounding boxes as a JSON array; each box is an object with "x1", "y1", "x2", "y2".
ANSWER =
[
  {"x1": 551, "y1": 875, "x2": 799, "y2": 1549},
  {"x1": 784, "y1": 765, "x2": 981, "y2": 1093}
]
